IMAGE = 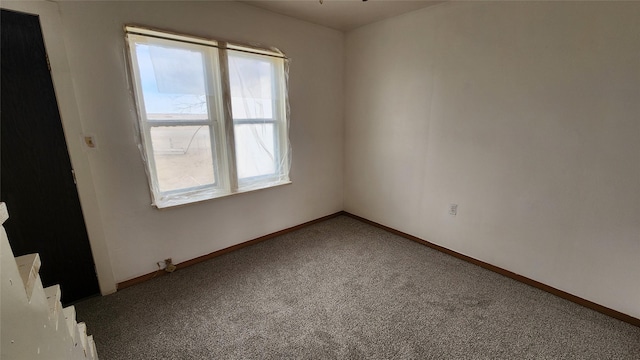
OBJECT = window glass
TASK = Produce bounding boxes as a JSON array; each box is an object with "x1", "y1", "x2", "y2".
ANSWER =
[
  {"x1": 150, "y1": 126, "x2": 215, "y2": 192},
  {"x1": 228, "y1": 52, "x2": 274, "y2": 119},
  {"x1": 136, "y1": 43, "x2": 209, "y2": 120},
  {"x1": 234, "y1": 123, "x2": 275, "y2": 180}
]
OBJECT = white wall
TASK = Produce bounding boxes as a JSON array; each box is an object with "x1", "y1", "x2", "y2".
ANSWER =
[
  {"x1": 345, "y1": 1, "x2": 640, "y2": 318},
  {"x1": 54, "y1": 1, "x2": 344, "y2": 285}
]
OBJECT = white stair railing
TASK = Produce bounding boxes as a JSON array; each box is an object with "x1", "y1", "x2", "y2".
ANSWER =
[{"x1": 1, "y1": 202, "x2": 98, "y2": 359}]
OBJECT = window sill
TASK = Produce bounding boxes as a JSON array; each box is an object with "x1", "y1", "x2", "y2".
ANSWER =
[{"x1": 154, "y1": 180, "x2": 292, "y2": 209}]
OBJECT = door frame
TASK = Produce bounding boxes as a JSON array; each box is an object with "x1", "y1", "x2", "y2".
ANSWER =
[{"x1": 1, "y1": 1, "x2": 116, "y2": 295}]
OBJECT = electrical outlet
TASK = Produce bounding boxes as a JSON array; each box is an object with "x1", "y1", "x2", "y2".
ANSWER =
[
  {"x1": 449, "y1": 204, "x2": 458, "y2": 216},
  {"x1": 164, "y1": 258, "x2": 176, "y2": 273}
]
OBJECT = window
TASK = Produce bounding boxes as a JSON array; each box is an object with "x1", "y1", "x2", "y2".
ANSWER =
[{"x1": 125, "y1": 26, "x2": 290, "y2": 208}]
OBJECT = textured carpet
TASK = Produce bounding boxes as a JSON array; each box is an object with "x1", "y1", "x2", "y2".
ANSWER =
[{"x1": 75, "y1": 216, "x2": 640, "y2": 359}]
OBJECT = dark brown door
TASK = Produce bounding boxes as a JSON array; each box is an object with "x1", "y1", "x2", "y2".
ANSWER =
[{"x1": 1, "y1": 9, "x2": 100, "y2": 304}]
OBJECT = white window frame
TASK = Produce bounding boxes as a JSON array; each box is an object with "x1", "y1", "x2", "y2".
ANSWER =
[{"x1": 125, "y1": 26, "x2": 291, "y2": 208}]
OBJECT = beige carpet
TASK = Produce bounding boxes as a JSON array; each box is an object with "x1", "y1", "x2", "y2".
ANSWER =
[{"x1": 76, "y1": 216, "x2": 640, "y2": 359}]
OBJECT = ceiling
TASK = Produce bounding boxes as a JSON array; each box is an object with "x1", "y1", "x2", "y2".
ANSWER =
[{"x1": 241, "y1": 0, "x2": 445, "y2": 32}]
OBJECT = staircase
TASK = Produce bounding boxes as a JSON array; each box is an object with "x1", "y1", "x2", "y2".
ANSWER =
[{"x1": 1, "y1": 202, "x2": 98, "y2": 359}]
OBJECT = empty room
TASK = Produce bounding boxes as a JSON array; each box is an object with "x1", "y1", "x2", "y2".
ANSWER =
[{"x1": 1, "y1": 0, "x2": 638, "y2": 359}]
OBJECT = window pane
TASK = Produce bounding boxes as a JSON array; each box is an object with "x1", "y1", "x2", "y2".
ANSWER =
[
  {"x1": 235, "y1": 123, "x2": 275, "y2": 180},
  {"x1": 228, "y1": 51, "x2": 274, "y2": 119},
  {"x1": 150, "y1": 126, "x2": 215, "y2": 192},
  {"x1": 135, "y1": 43, "x2": 209, "y2": 120}
]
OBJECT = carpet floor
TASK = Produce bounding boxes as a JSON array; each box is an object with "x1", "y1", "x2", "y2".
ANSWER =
[{"x1": 75, "y1": 215, "x2": 640, "y2": 359}]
